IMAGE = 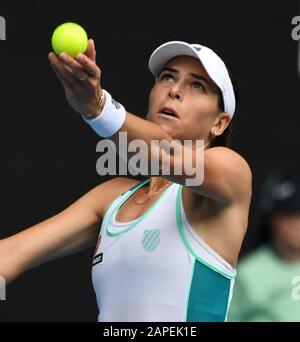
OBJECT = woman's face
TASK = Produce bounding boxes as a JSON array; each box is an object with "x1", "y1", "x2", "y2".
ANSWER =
[{"x1": 147, "y1": 56, "x2": 229, "y2": 144}]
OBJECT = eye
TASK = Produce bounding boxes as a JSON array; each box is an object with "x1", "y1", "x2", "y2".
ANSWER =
[
  {"x1": 160, "y1": 73, "x2": 174, "y2": 81},
  {"x1": 192, "y1": 81, "x2": 206, "y2": 92}
]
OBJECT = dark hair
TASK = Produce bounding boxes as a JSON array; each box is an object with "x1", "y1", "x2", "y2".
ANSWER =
[
  {"x1": 209, "y1": 64, "x2": 239, "y2": 148},
  {"x1": 252, "y1": 170, "x2": 300, "y2": 250}
]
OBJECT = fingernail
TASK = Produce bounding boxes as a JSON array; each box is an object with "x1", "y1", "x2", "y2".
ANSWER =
[
  {"x1": 76, "y1": 54, "x2": 84, "y2": 61},
  {"x1": 59, "y1": 52, "x2": 67, "y2": 60}
]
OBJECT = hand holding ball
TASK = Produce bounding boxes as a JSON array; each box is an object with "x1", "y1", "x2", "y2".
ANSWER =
[{"x1": 51, "y1": 22, "x2": 88, "y2": 57}]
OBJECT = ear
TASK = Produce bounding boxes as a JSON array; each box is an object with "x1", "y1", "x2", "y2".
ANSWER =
[{"x1": 210, "y1": 113, "x2": 231, "y2": 137}]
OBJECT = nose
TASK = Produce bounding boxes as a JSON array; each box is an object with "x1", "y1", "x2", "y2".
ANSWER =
[{"x1": 168, "y1": 83, "x2": 183, "y2": 101}]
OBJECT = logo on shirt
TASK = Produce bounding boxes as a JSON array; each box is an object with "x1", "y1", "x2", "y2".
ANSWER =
[
  {"x1": 291, "y1": 275, "x2": 300, "y2": 301},
  {"x1": 93, "y1": 252, "x2": 103, "y2": 266},
  {"x1": 141, "y1": 229, "x2": 160, "y2": 252}
]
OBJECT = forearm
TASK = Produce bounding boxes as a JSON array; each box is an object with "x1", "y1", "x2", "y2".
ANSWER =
[
  {"x1": 111, "y1": 111, "x2": 173, "y2": 161},
  {"x1": 16, "y1": 216, "x2": 98, "y2": 272},
  {"x1": 109, "y1": 112, "x2": 202, "y2": 184},
  {"x1": 0, "y1": 192, "x2": 102, "y2": 283},
  {"x1": 0, "y1": 220, "x2": 98, "y2": 284},
  {"x1": 118, "y1": 112, "x2": 172, "y2": 144},
  {"x1": 0, "y1": 238, "x2": 20, "y2": 283}
]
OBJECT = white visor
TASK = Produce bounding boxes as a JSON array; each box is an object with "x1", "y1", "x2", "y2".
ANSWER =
[{"x1": 148, "y1": 41, "x2": 236, "y2": 119}]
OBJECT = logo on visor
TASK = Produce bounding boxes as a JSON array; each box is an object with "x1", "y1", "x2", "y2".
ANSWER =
[{"x1": 193, "y1": 46, "x2": 201, "y2": 52}]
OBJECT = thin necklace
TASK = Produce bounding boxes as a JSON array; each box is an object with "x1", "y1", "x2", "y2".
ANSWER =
[{"x1": 134, "y1": 181, "x2": 172, "y2": 205}]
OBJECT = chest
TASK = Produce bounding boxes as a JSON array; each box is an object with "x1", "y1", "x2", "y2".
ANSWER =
[
  {"x1": 115, "y1": 199, "x2": 159, "y2": 223},
  {"x1": 115, "y1": 183, "x2": 218, "y2": 223}
]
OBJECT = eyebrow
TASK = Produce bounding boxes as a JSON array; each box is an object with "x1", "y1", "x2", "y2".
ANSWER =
[{"x1": 160, "y1": 67, "x2": 215, "y2": 91}]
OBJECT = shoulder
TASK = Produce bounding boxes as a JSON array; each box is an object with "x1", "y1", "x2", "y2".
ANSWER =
[
  {"x1": 206, "y1": 147, "x2": 252, "y2": 177},
  {"x1": 206, "y1": 147, "x2": 252, "y2": 199},
  {"x1": 100, "y1": 176, "x2": 139, "y2": 189},
  {"x1": 91, "y1": 177, "x2": 142, "y2": 217}
]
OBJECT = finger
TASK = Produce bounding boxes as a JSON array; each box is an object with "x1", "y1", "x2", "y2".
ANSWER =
[
  {"x1": 49, "y1": 51, "x2": 65, "y2": 68},
  {"x1": 58, "y1": 52, "x2": 89, "y2": 80},
  {"x1": 49, "y1": 52, "x2": 77, "y2": 78},
  {"x1": 85, "y1": 39, "x2": 96, "y2": 63},
  {"x1": 49, "y1": 54, "x2": 84, "y2": 86},
  {"x1": 49, "y1": 53, "x2": 81, "y2": 88},
  {"x1": 49, "y1": 59, "x2": 74, "y2": 89},
  {"x1": 75, "y1": 53, "x2": 100, "y2": 78},
  {"x1": 49, "y1": 52, "x2": 83, "y2": 82}
]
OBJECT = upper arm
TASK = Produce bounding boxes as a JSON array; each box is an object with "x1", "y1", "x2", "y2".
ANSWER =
[
  {"x1": 200, "y1": 147, "x2": 252, "y2": 204},
  {"x1": 0, "y1": 188, "x2": 101, "y2": 282},
  {"x1": 167, "y1": 146, "x2": 252, "y2": 205},
  {"x1": 0, "y1": 177, "x2": 129, "y2": 283}
]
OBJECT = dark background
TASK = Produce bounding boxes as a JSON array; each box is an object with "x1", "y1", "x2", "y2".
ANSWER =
[{"x1": 0, "y1": 0, "x2": 299, "y2": 321}]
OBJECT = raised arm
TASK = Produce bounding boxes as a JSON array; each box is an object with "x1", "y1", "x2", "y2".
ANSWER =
[{"x1": 48, "y1": 40, "x2": 252, "y2": 207}]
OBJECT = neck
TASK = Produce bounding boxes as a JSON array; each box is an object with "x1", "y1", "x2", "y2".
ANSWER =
[{"x1": 148, "y1": 177, "x2": 171, "y2": 193}]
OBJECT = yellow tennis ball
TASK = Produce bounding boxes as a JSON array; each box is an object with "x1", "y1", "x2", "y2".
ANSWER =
[{"x1": 51, "y1": 22, "x2": 88, "y2": 58}]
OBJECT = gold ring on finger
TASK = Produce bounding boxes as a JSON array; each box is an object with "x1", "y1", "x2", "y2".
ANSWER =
[{"x1": 78, "y1": 73, "x2": 88, "y2": 81}]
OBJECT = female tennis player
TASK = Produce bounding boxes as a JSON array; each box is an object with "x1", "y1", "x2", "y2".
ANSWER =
[{"x1": 0, "y1": 40, "x2": 252, "y2": 322}]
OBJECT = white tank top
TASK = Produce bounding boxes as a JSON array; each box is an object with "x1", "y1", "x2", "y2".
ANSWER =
[{"x1": 91, "y1": 178, "x2": 236, "y2": 322}]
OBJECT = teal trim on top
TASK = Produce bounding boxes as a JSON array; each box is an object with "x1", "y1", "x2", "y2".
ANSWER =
[
  {"x1": 186, "y1": 259, "x2": 231, "y2": 322},
  {"x1": 106, "y1": 178, "x2": 174, "y2": 237},
  {"x1": 176, "y1": 185, "x2": 236, "y2": 280},
  {"x1": 99, "y1": 179, "x2": 147, "y2": 231},
  {"x1": 124, "y1": 179, "x2": 149, "y2": 194}
]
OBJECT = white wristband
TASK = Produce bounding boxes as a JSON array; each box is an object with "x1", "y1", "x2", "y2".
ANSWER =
[{"x1": 82, "y1": 90, "x2": 126, "y2": 138}]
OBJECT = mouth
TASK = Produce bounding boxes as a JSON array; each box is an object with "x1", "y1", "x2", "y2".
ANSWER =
[{"x1": 158, "y1": 107, "x2": 179, "y2": 118}]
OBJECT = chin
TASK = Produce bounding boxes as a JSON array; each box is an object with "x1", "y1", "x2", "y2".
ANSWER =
[
  {"x1": 147, "y1": 113, "x2": 180, "y2": 139},
  {"x1": 158, "y1": 123, "x2": 174, "y2": 135}
]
